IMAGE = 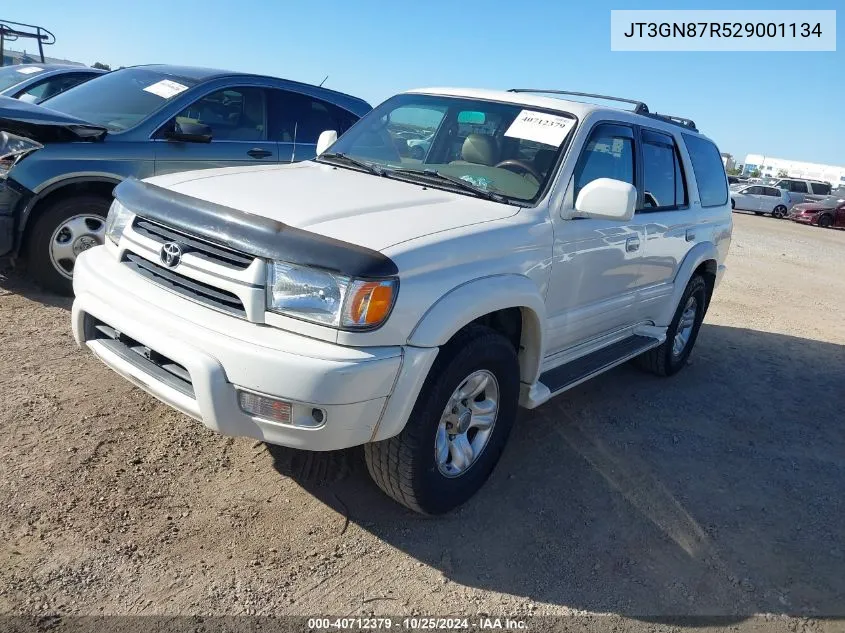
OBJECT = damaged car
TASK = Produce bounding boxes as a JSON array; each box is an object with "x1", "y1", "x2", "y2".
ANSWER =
[{"x1": 0, "y1": 65, "x2": 370, "y2": 294}]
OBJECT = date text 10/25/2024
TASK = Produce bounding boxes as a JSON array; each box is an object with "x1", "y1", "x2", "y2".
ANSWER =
[{"x1": 308, "y1": 617, "x2": 529, "y2": 630}]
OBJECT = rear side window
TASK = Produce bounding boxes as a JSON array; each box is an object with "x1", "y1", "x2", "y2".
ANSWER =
[
  {"x1": 640, "y1": 129, "x2": 687, "y2": 211},
  {"x1": 746, "y1": 186, "x2": 764, "y2": 195},
  {"x1": 764, "y1": 187, "x2": 781, "y2": 197},
  {"x1": 789, "y1": 181, "x2": 808, "y2": 193},
  {"x1": 811, "y1": 182, "x2": 831, "y2": 195},
  {"x1": 682, "y1": 134, "x2": 727, "y2": 207},
  {"x1": 268, "y1": 90, "x2": 358, "y2": 145},
  {"x1": 573, "y1": 123, "x2": 635, "y2": 199}
]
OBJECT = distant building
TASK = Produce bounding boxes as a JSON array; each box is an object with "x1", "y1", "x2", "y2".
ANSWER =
[
  {"x1": 1, "y1": 48, "x2": 84, "y2": 67},
  {"x1": 720, "y1": 153, "x2": 735, "y2": 171},
  {"x1": 743, "y1": 154, "x2": 845, "y2": 186}
]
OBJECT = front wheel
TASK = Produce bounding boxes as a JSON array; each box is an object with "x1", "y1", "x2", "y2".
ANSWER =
[
  {"x1": 818, "y1": 214, "x2": 833, "y2": 228},
  {"x1": 25, "y1": 195, "x2": 110, "y2": 295},
  {"x1": 635, "y1": 275, "x2": 707, "y2": 377},
  {"x1": 772, "y1": 205, "x2": 787, "y2": 219},
  {"x1": 365, "y1": 325, "x2": 519, "y2": 514}
]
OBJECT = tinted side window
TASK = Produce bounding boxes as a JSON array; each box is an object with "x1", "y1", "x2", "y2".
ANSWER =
[
  {"x1": 811, "y1": 182, "x2": 831, "y2": 195},
  {"x1": 682, "y1": 134, "x2": 728, "y2": 207},
  {"x1": 790, "y1": 181, "x2": 808, "y2": 193},
  {"x1": 573, "y1": 124, "x2": 634, "y2": 199},
  {"x1": 746, "y1": 186, "x2": 764, "y2": 195},
  {"x1": 764, "y1": 187, "x2": 781, "y2": 197},
  {"x1": 268, "y1": 90, "x2": 358, "y2": 145},
  {"x1": 640, "y1": 129, "x2": 687, "y2": 210},
  {"x1": 177, "y1": 87, "x2": 267, "y2": 141}
]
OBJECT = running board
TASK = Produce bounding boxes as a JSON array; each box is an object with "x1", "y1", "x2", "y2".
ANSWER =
[{"x1": 525, "y1": 335, "x2": 661, "y2": 408}]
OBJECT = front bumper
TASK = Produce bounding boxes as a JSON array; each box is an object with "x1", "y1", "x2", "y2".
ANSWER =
[
  {"x1": 72, "y1": 246, "x2": 436, "y2": 451},
  {"x1": 791, "y1": 214, "x2": 817, "y2": 225}
]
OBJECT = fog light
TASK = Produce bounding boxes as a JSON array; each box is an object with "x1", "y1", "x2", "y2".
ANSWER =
[{"x1": 237, "y1": 390, "x2": 291, "y2": 424}]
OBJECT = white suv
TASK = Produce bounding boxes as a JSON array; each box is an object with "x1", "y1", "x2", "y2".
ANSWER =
[{"x1": 72, "y1": 88, "x2": 732, "y2": 514}]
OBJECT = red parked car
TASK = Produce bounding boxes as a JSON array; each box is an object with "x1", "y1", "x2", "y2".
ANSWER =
[{"x1": 791, "y1": 195, "x2": 845, "y2": 228}]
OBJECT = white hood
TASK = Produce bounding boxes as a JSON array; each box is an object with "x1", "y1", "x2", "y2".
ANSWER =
[{"x1": 145, "y1": 162, "x2": 519, "y2": 252}]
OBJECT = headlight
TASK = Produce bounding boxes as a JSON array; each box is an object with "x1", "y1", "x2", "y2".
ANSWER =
[
  {"x1": 105, "y1": 200, "x2": 134, "y2": 245},
  {"x1": 0, "y1": 131, "x2": 42, "y2": 179},
  {"x1": 266, "y1": 261, "x2": 398, "y2": 330}
]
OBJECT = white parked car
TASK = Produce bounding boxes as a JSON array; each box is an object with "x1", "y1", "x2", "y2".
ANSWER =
[
  {"x1": 72, "y1": 87, "x2": 732, "y2": 514},
  {"x1": 731, "y1": 184, "x2": 792, "y2": 218}
]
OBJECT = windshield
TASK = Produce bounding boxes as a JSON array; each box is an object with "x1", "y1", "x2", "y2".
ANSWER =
[
  {"x1": 0, "y1": 65, "x2": 45, "y2": 91},
  {"x1": 323, "y1": 93, "x2": 576, "y2": 203},
  {"x1": 41, "y1": 68, "x2": 198, "y2": 132}
]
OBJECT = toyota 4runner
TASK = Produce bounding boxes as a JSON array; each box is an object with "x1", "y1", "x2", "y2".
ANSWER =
[{"x1": 72, "y1": 88, "x2": 732, "y2": 514}]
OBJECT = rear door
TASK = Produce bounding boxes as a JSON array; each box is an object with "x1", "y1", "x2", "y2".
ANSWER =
[
  {"x1": 633, "y1": 128, "x2": 696, "y2": 322},
  {"x1": 154, "y1": 86, "x2": 278, "y2": 175},
  {"x1": 266, "y1": 89, "x2": 360, "y2": 162},
  {"x1": 759, "y1": 186, "x2": 782, "y2": 213}
]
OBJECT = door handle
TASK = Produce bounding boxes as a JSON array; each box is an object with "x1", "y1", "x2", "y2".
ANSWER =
[
  {"x1": 625, "y1": 236, "x2": 640, "y2": 252},
  {"x1": 685, "y1": 229, "x2": 696, "y2": 242},
  {"x1": 247, "y1": 148, "x2": 272, "y2": 158}
]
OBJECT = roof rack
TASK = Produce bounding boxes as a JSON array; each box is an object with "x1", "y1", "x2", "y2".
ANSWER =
[
  {"x1": 0, "y1": 19, "x2": 56, "y2": 66},
  {"x1": 506, "y1": 88, "x2": 698, "y2": 132}
]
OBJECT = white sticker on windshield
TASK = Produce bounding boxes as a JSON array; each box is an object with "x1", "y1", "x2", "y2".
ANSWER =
[
  {"x1": 504, "y1": 110, "x2": 575, "y2": 147},
  {"x1": 143, "y1": 79, "x2": 189, "y2": 99},
  {"x1": 16, "y1": 66, "x2": 45, "y2": 75}
]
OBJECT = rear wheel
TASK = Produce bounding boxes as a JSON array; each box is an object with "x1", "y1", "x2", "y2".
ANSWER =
[
  {"x1": 26, "y1": 195, "x2": 110, "y2": 295},
  {"x1": 365, "y1": 324, "x2": 519, "y2": 514},
  {"x1": 636, "y1": 275, "x2": 707, "y2": 377},
  {"x1": 818, "y1": 214, "x2": 833, "y2": 228},
  {"x1": 772, "y1": 205, "x2": 787, "y2": 219}
]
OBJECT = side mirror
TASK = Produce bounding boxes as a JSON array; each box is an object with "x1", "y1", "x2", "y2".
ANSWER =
[
  {"x1": 166, "y1": 121, "x2": 212, "y2": 143},
  {"x1": 316, "y1": 129, "x2": 337, "y2": 156},
  {"x1": 574, "y1": 178, "x2": 637, "y2": 221}
]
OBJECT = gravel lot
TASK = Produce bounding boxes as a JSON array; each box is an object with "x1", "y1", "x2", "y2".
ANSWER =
[{"x1": 1, "y1": 212, "x2": 843, "y2": 629}]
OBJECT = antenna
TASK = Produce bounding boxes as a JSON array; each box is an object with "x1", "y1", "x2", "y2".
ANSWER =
[{"x1": 318, "y1": 75, "x2": 328, "y2": 87}]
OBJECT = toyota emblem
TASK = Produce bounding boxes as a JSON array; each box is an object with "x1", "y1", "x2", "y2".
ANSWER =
[{"x1": 160, "y1": 242, "x2": 183, "y2": 268}]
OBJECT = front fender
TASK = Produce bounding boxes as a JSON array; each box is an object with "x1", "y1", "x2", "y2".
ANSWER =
[
  {"x1": 657, "y1": 242, "x2": 719, "y2": 326},
  {"x1": 408, "y1": 273, "x2": 546, "y2": 384}
]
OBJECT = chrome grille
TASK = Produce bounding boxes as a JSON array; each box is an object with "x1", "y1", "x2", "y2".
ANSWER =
[
  {"x1": 122, "y1": 251, "x2": 247, "y2": 318},
  {"x1": 132, "y1": 217, "x2": 253, "y2": 270}
]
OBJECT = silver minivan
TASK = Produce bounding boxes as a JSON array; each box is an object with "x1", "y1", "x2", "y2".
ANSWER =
[{"x1": 772, "y1": 178, "x2": 832, "y2": 208}]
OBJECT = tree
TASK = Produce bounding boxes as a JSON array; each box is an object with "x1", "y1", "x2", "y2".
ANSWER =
[
  {"x1": 727, "y1": 166, "x2": 741, "y2": 176},
  {"x1": 92, "y1": 62, "x2": 111, "y2": 71},
  {"x1": 750, "y1": 169, "x2": 761, "y2": 178},
  {"x1": 777, "y1": 169, "x2": 788, "y2": 178}
]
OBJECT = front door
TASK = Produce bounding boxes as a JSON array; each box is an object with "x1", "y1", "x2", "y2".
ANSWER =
[
  {"x1": 154, "y1": 86, "x2": 278, "y2": 175},
  {"x1": 545, "y1": 122, "x2": 645, "y2": 356}
]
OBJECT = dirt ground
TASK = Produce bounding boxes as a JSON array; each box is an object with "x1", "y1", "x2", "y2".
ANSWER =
[{"x1": 1, "y1": 212, "x2": 844, "y2": 630}]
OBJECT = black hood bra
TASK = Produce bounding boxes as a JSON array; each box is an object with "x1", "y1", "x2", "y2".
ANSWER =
[{"x1": 114, "y1": 178, "x2": 399, "y2": 279}]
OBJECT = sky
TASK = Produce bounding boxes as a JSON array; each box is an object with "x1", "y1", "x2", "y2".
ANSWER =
[{"x1": 4, "y1": 0, "x2": 842, "y2": 166}]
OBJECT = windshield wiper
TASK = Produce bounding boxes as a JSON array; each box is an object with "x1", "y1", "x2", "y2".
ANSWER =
[
  {"x1": 318, "y1": 152, "x2": 385, "y2": 177},
  {"x1": 390, "y1": 168, "x2": 507, "y2": 203}
]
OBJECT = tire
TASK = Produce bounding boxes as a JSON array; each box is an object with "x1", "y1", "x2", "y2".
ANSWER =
[
  {"x1": 365, "y1": 324, "x2": 519, "y2": 514},
  {"x1": 635, "y1": 275, "x2": 707, "y2": 377},
  {"x1": 731, "y1": 199, "x2": 735, "y2": 210},
  {"x1": 772, "y1": 205, "x2": 787, "y2": 219},
  {"x1": 25, "y1": 195, "x2": 110, "y2": 295},
  {"x1": 818, "y1": 214, "x2": 833, "y2": 228}
]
